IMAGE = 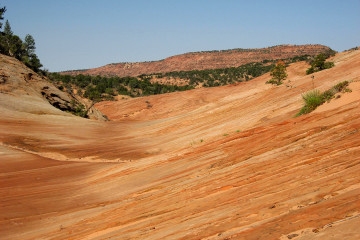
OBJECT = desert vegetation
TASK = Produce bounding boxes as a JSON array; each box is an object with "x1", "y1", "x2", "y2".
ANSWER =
[
  {"x1": 296, "y1": 81, "x2": 351, "y2": 116},
  {"x1": 69, "y1": 99, "x2": 88, "y2": 118},
  {"x1": 51, "y1": 55, "x2": 313, "y2": 102},
  {"x1": 61, "y1": 45, "x2": 332, "y2": 78},
  {"x1": 48, "y1": 73, "x2": 195, "y2": 101},
  {"x1": 155, "y1": 61, "x2": 276, "y2": 86},
  {"x1": 306, "y1": 51, "x2": 336, "y2": 74},
  {"x1": 266, "y1": 60, "x2": 287, "y2": 85}
]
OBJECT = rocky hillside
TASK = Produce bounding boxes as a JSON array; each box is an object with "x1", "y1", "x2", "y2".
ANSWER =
[
  {"x1": 62, "y1": 44, "x2": 331, "y2": 77},
  {"x1": 0, "y1": 54, "x2": 107, "y2": 121}
]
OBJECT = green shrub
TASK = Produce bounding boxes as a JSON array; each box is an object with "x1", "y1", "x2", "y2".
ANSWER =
[
  {"x1": 333, "y1": 81, "x2": 349, "y2": 92},
  {"x1": 266, "y1": 79, "x2": 283, "y2": 85},
  {"x1": 68, "y1": 100, "x2": 88, "y2": 118},
  {"x1": 306, "y1": 53, "x2": 335, "y2": 74},
  {"x1": 296, "y1": 81, "x2": 351, "y2": 116},
  {"x1": 306, "y1": 67, "x2": 315, "y2": 75},
  {"x1": 323, "y1": 62, "x2": 335, "y2": 69},
  {"x1": 296, "y1": 90, "x2": 323, "y2": 116},
  {"x1": 322, "y1": 89, "x2": 336, "y2": 102}
]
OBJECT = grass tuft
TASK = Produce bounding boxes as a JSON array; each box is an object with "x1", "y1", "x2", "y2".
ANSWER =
[{"x1": 296, "y1": 81, "x2": 351, "y2": 117}]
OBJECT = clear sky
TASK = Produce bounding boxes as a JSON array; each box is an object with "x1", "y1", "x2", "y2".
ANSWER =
[{"x1": 2, "y1": 0, "x2": 359, "y2": 72}]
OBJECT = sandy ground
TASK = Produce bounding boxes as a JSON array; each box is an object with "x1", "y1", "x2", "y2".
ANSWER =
[{"x1": 1, "y1": 50, "x2": 360, "y2": 239}]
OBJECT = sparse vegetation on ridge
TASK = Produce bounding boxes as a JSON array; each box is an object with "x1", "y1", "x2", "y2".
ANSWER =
[
  {"x1": 48, "y1": 73, "x2": 195, "y2": 102},
  {"x1": 138, "y1": 55, "x2": 312, "y2": 88},
  {"x1": 296, "y1": 81, "x2": 351, "y2": 116},
  {"x1": 306, "y1": 51, "x2": 336, "y2": 75},
  {"x1": 63, "y1": 45, "x2": 331, "y2": 78},
  {"x1": 344, "y1": 46, "x2": 358, "y2": 52},
  {"x1": 50, "y1": 55, "x2": 314, "y2": 102},
  {"x1": 153, "y1": 61, "x2": 275, "y2": 86},
  {"x1": 0, "y1": 5, "x2": 43, "y2": 73}
]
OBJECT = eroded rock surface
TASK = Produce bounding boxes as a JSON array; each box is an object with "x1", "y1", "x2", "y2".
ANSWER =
[
  {"x1": 1, "y1": 49, "x2": 360, "y2": 240},
  {"x1": 0, "y1": 54, "x2": 107, "y2": 120}
]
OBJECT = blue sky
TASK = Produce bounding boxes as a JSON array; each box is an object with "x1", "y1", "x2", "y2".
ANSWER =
[{"x1": 2, "y1": 0, "x2": 359, "y2": 72}]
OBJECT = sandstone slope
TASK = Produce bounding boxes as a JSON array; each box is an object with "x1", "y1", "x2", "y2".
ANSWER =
[
  {"x1": 1, "y1": 49, "x2": 360, "y2": 240},
  {"x1": 62, "y1": 44, "x2": 331, "y2": 77},
  {"x1": 0, "y1": 54, "x2": 107, "y2": 121}
]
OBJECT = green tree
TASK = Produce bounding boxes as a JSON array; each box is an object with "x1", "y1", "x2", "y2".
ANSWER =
[
  {"x1": 1, "y1": 20, "x2": 15, "y2": 56},
  {"x1": 0, "y1": 6, "x2": 6, "y2": 29},
  {"x1": 25, "y1": 53, "x2": 43, "y2": 71},
  {"x1": 0, "y1": 5, "x2": 6, "y2": 53},
  {"x1": 9, "y1": 35, "x2": 25, "y2": 59},
  {"x1": 24, "y1": 34, "x2": 36, "y2": 55},
  {"x1": 22, "y1": 34, "x2": 43, "y2": 72},
  {"x1": 267, "y1": 61, "x2": 287, "y2": 85},
  {"x1": 306, "y1": 53, "x2": 334, "y2": 74},
  {"x1": 3, "y1": 20, "x2": 12, "y2": 35}
]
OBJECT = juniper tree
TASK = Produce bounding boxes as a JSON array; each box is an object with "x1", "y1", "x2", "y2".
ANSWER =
[
  {"x1": 306, "y1": 53, "x2": 335, "y2": 74},
  {"x1": 267, "y1": 61, "x2": 287, "y2": 85}
]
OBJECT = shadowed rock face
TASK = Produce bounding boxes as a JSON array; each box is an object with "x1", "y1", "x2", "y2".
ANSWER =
[
  {"x1": 62, "y1": 44, "x2": 331, "y2": 77},
  {"x1": 1, "y1": 49, "x2": 360, "y2": 240}
]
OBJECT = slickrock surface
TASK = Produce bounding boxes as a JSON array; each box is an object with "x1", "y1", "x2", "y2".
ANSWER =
[
  {"x1": 62, "y1": 45, "x2": 331, "y2": 77},
  {"x1": 1, "y1": 49, "x2": 360, "y2": 240},
  {"x1": 0, "y1": 55, "x2": 107, "y2": 121}
]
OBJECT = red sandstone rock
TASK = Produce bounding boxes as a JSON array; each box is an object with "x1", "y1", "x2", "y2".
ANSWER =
[
  {"x1": 1, "y1": 49, "x2": 360, "y2": 240},
  {"x1": 62, "y1": 44, "x2": 331, "y2": 77}
]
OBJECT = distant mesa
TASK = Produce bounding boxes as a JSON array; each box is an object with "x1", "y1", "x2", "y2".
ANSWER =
[{"x1": 61, "y1": 44, "x2": 332, "y2": 77}]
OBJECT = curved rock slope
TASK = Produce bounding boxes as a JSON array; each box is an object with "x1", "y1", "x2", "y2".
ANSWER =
[
  {"x1": 62, "y1": 44, "x2": 331, "y2": 77},
  {"x1": 1, "y1": 49, "x2": 360, "y2": 240},
  {"x1": 0, "y1": 54, "x2": 107, "y2": 121}
]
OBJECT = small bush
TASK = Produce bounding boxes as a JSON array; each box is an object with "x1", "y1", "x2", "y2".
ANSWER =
[
  {"x1": 296, "y1": 81, "x2": 351, "y2": 117},
  {"x1": 347, "y1": 46, "x2": 358, "y2": 51},
  {"x1": 333, "y1": 81, "x2": 349, "y2": 92},
  {"x1": 266, "y1": 79, "x2": 283, "y2": 85},
  {"x1": 323, "y1": 62, "x2": 335, "y2": 69},
  {"x1": 322, "y1": 89, "x2": 336, "y2": 102},
  {"x1": 69, "y1": 99, "x2": 88, "y2": 118},
  {"x1": 306, "y1": 67, "x2": 315, "y2": 75},
  {"x1": 297, "y1": 90, "x2": 323, "y2": 116}
]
